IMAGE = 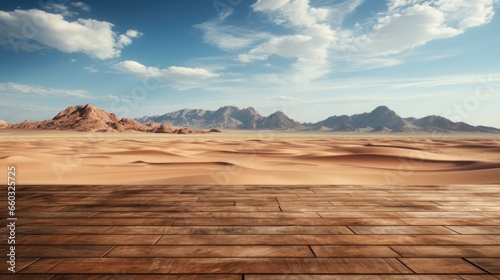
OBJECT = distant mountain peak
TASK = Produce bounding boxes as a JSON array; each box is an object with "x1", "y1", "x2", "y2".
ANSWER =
[
  {"x1": 0, "y1": 119, "x2": 9, "y2": 128},
  {"x1": 270, "y1": 111, "x2": 286, "y2": 117},
  {"x1": 370, "y1": 105, "x2": 397, "y2": 116},
  {"x1": 256, "y1": 110, "x2": 303, "y2": 130},
  {"x1": 372, "y1": 105, "x2": 390, "y2": 111}
]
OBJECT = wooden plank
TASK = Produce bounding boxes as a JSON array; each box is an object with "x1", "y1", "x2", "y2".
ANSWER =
[
  {"x1": 24, "y1": 235, "x2": 162, "y2": 245},
  {"x1": 103, "y1": 226, "x2": 353, "y2": 235},
  {"x1": 392, "y1": 246, "x2": 500, "y2": 257},
  {"x1": 212, "y1": 212, "x2": 321, "y2": 218},
  {"x1": 398, "y1": 258, "x2": 486, "y2": 274},
  {"x1": 14, "y1": 212, "x2": 99, "y2": 218},
  {"x1": 14, "y1": 245, "x2": 113, "y2": 258},
  {"x1": 246, "y1": 276, "x2": 462, "y2": 280},
  {"x1": 172, "y1": 218, "x2": 408, "y2": 226},
  {"x1": 318, "y1": 212, "x2": 402, "y2": 218},
  {"x1": 156, "y1": 234, "x2": 500, "y2": 245},
  {"x1": 310, "y1": 246, "x2": 400, "y2": 257},
  {"x1": 15, "y1": 258, "x2": 65, "y2": 273},
  {"x1": 49, "y1": 276, "x2": 241, "y2": 280},
  {"x1": 446, "y1": 226, "x2": 500, "y2": 234},
  {"x1": 466, "y1": 258, "x2": 500, "y2": 274},
  {"x1": 21, "y1": 257, "x2": 412, "y2": 274},
  {"x1": 95, "y1": 212, "x2": 215, "y2": 218},
  {"x1": 17, "y1": 226, "x2": 111, "y2": 235},
  {"x1": 17, "y1": 218, "x2": 175, "y2": 226},
  {"x1": 399, "y1": 218, "x2": 500, "y2": 226},
  {"x1": 0, "y1": 275, "x2": 52, "y2": 280},
  {"x1": 397, "y1": 212, "x2": 489, "y2": 218},
  {"x1": 61, "y1": 206, "x2": 281, "y2": 212},
  {"x1": 459, "y1": 276, "x2": 500, "y2": 280},
  {"x1": 349, "y1": 226, "x2": 455, "y2": 235},
  {"x1": 282, "y1": 206, "x2": 444, "y2": 212},
  {"x1": 107, "y1": 245, "x2": 314, "y2": 258},
  {"x1": 0, "y1": 258, "x2": 39, "y2": 273}
]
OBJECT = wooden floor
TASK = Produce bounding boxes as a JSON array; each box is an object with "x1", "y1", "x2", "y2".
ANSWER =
[{"x1": 2, "y1": 184, "x2": 500, "y2": 279}]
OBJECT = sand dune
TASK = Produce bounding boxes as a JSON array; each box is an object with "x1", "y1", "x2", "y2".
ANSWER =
[{"x1": 0, "y1": 130, "x2": 499, "y2": 185}]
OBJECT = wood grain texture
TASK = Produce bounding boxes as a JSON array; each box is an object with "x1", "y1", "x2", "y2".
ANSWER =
[{"x1": 1, "y1": 184, "x2": 499, "y2": 278}]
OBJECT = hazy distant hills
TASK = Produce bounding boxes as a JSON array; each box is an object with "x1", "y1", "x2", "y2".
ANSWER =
[{"x1": 137, "y1": 105, "x2": 500, "y2": 133}]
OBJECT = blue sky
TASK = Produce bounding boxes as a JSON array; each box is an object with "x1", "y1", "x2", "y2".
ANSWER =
[{"x1": 0, "y1": 0, "x2": 499, "y2": 127}]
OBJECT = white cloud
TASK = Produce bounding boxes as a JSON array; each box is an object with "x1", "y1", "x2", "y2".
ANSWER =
[
  {"x1": 42, "y1": 3, "x2": 76, "y2": 17},
  {"x1": 240, "y1": 1, "x2": 336, "y2": 82},
  {"x1": 43, "y1": 2, "x2": 91, "y2": 16},
  {"x1": 0, "y1": 82, "x2": 121, "y2": 102},
  {"x1": 252, "y1": 0, "x2": 289, "y2": 11},
  {"x1": 84, "y1": 66, "x2": 98, "y2": 73},
  {"x1": 358, "y1": 4, "x2": 462, "y2": 55},
  {"x1": 113, "y1": 60, "x2": 219, "y2": 80},
  {"x1": 329, "y1": 0, "x2": 365, "y2": 27},
  {"x1": 265, "y1": 95, "x2": 302, "y2": 101},
  {"x1": 192, "y1": 0, "x2": 497, "y2": 85},
  {"x1": 252, "y1": 0, "x2": 329, "y2": 27},
  {"x1": 299, "y1": 73, "x2": 500, "y2": 92},
  {"x1": 0, "y1": 82, "x2": 88, "y2": 98},
  {"x1": 70, "y1": 2, "x2": 91, "y2": 13},
  {"x1": 348, "y1": 0, "x2": 495, "y2": 56},
  {"x1": 435, "y1": 0, "x2": 495, "y2": 29},
  {"x1": 0, "y1": 102, "x2": 56, "y2": 112},
  {"x1": 247, "y1": 0, "x2": 496, "y2": 74},
  {"x1": 125, "y1": 29, "x2": 141, "y2": 38},
  {"x1": 195, "y1": 20, "x2": 271, "y2": 51},
  {"x1": 0, "y1": 9, "x2": 140, "y2": 59}
]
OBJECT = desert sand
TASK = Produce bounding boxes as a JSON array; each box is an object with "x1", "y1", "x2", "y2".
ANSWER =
[{"x1": 0, "y1": 129, "x2": 499, "y2": 185}]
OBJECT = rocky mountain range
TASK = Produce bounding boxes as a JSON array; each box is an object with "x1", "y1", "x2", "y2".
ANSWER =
[
  {"x1": 137, "y1": 105, "x2": 500, "y2": 133},
  {"x1": 2, "y1": 104, "x2": 206, "y2": 134},
  {"x1": 1, "y1": 104, "x2": 498, "y2": 133},
  {"x1": 135, "y1": 106, "x2": 304, "y2": 130}
]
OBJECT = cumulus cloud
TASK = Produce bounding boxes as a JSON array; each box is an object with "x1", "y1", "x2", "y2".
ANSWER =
[
  {"x1": 435, "y1": 0, "x2": 495, "y2": 29},
  {"x1": 125, "y1": 29, "x2": 141, "y2": 38},
  {"x1": 356, "y1": 4, "x2": 461, "y2": 55},
  {"x1": 0, "y1": 9, "x2": 140, "y2": 59},
  {"x1": 113, "y1": 60, "x2": 219, "y2": 80},
  {"x1": 231, "y1": 0, "x2": 497, "y2": 79},
  {"x1": 239, "y1": 0, "x2": 335, "y2": 82},
  {"x1": 348, "y1": 0, "x2": 496, "y2": 56}
]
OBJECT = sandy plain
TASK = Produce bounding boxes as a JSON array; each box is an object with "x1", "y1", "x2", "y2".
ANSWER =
[{"x1": 1, "y1": 129, "x2": 499, "y2": 185}]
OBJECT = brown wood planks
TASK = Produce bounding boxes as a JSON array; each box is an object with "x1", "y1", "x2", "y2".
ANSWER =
[{"x1": 1, "y1": 184, "x2": 498, "y2": 278}]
